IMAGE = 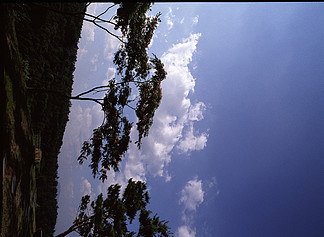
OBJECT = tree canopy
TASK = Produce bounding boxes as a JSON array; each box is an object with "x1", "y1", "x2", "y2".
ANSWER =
[
  {"x1": 56, "y1": 179, "x2": 172, "y2": 237},
  {"x1": 76, "y1": 2, "x2": 167, "y2": 181}
]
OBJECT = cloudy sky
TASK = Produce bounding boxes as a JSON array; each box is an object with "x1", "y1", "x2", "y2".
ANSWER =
[{"x1": 55, "y1": 3, "x2": 324, "y2": 237}]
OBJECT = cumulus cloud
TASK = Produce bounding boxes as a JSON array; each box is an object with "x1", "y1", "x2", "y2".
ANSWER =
[
  {"x1": 177, "y1": 177, "x2": 204, "y2": 237},
  {"x1": 188, "y1": 102, "x2": 205, "y2": 121},
  {"x1": 122, "y1": 33, "x2": 208, "y2": 181},
  {"x1": 177, "y1": 123, "x2": 208, "y2": 153},
  {"x1": 180, "y1": 177, "x2": 204, "y2": 213},
  {"x1": 177, "y1": 225, "x2": 196, "y2": 237}
]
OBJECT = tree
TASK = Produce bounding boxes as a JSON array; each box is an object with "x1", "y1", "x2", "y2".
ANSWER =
[
  {"x1": 56, "y1": 179, "x2": 172, "y2": 237},
  {"x1": 17, "y1": 2, "x2": 170, "y2": 236},
  {"x1": 27, "y1": 2, "x2": 167, "y2": 181},
  {"x1": 75, "y1": 2, "x2": 167, "y2": 181}
]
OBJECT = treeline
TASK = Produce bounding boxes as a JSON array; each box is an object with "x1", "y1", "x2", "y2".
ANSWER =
[{"x1": 13, "y1": 3, "x2": 87, "y2": 236}]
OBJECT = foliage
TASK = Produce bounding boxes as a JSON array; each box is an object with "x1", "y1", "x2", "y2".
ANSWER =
[
  {"x1": 57, "y1": 179, "x2": 172, "y2": 237},
  {"x1": 78, "y1": 2, "x2": 167, "y2": 182},
  {"x1": 14, "y1": 3, "x2": 87, "y2": 236},
  {"x1": 12, "y1": 2, "x2": 170, "y2": 236}
]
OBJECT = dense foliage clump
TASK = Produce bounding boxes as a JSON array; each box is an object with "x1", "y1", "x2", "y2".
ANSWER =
[
  {"x1": 57, "y1": 179, "x2": 172, "y2": 237},
  {"x1": 14, "y1": 3, "x2": 87, "y2": 236}
]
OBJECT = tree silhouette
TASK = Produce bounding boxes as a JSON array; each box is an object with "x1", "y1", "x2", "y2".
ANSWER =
[
  {"x1": 76, "y1": 2, "x2": 167, "y2": 181},
  {"x1": 56, "y1": 179, "x2": 172, "y2": 237},
  {"x1": 28, "y1": 2, "x2": 167, "y2": 181}
]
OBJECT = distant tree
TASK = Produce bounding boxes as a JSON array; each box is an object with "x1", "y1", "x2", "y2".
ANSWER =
[
  {"x1": 28, "y1": 2, "x2": 167, "y2": 181},
  {"x1": 56, "y1": 179, "x2": 172, "y2": 237}
]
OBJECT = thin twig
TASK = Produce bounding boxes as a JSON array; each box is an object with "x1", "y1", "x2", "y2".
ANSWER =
[
  {"x1": 92, "y1": 20, "x2": 124, "y2": 43},
  {"x1": 126, "y1": 104, "x2": 136, "y2": 111},
  {"x1": 97, "y1": 3, "x2": 118, "y2": 19},
  {"x1": 75, "y1": 85, "x2": 111, "y2": 98}
]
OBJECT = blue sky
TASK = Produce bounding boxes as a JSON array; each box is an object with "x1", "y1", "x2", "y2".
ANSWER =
[{"x1": 56, "y1": 3, "x2": 324, "y2": 237}]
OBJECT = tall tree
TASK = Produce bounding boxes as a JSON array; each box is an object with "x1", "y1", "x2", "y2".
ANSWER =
[
  {"x1": 56, "y1": 179, "x2": 172, "y2": 237},
  {"x1": 27, "y1": 2, "x2": 167, "y2": 181},
  {"x1": 75, "y1": 2, "x2": 167, "y2": 181}
]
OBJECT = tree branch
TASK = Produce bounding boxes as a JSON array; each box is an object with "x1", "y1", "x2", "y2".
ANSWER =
[
  {"x1": 74, "y1": 80, "x2": 143, "y2": 98},
  {"x1": 92, "y1": 20, "x2": 124, "y2": 43},
  {"x1": 69, "y1": 96, "x2": 104, "y2": 106},
  {"x1": 29, "y1": 3, "x2": 124, "y2": 42},
  {"x1": 91, "y1": 3, "x2": 118, "y2": 21},
  {"x1": 56, "y1": 215, "x2": 95, "y2": 237},
  {"x1": 126, "y1": 104, "x2": 136, "y2": 111},
  {"x1": 75, "y1": 85, "x2": 111, "y2": 98},
  {"x1": 27, "y1": 87, "x2": 104, "y2": 106}
]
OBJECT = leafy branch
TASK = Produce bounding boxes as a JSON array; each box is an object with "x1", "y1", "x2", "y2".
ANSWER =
[{"x1": 56, "y1": 179, "x2": 172, "y2": 237}]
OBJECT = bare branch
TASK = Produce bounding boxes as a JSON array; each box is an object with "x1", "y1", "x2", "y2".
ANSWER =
[
  {"x1": 27, "y1": 87, "x2": 104, "y2": 106},
  {"x1": 92, "y1": 20, "x2": 124, "y2": 43},
  {"x1": 126, "y1": 104, "x2": 136, "y2": 111},
  {"x1": 84, "y1": 13, "x2": 118, "y2": 26},
  {"x1": 75, "y1": 85, "x2": 111, "y2": 98},
  {"x1": 69, "y1": 96, "x2": 104, "y2": 106},
  {"x1": 97, "y1": 3, "x2": 118, "y2": 19},
  {"x1": 29, "y1": 3, "x2": 123, "y2": 42}
]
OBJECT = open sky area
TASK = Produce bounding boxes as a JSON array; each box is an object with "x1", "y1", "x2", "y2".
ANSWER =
[{"x1": 56, "y1": 3, "x2": 324, "y2": 237}]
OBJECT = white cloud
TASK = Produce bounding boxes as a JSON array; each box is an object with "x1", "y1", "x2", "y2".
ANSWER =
[
  {"x1": 96, "y1": 171, "x2": 129, "y2": 199},
  {"x1": 86, "y1": 3, "x2": 99, "y2": 17},
  {"x1": 188, "y1": 102, "x2": 206, "y2": 121},
  {"x1": 77, "y1": 48, "x2": 88, "y2": 61},
  {"x1": 177, "y1": 225, "x2": 196, "y2": 237},
  {"x1": 69, "y1": 103, "x2": 103, "y2": 142},
  {"x1": 180, "y1": 17, "x2": 185, "y2": 24},
  {"x1": 165, "y1": 7, "x2": 175, "y2": 30},
  {"x1": 177, "y1": 122, "x2": 208, "y2": 153},
  {"x1": 80, "y1": 177, "x2": 92, "y2": 196},
  {"x1": 167, "y1": 20, "x2": 174, "y2": 30},
  {"x1": 180, "y1": 177, "x2": 204, "y2": 213},
  {"x1": 208, "y1": 176, "x2": 218, "y2": 188},
  {"x1": 163, "y1": 33, "x2": 201, "y2": 68},
  {"x1": 104, "y1": 26, "x2": 122, "y2": 61},
  {"x1": 148, "y1": 34, "x2": 158, "y2": 48},
  {"x1": 82, "y1": 4, "x2": 99, "y2": 42},
  {"x1": 83, "y1": 22, "x2": 95, "y2": 42},
  {"x1": 122, "y1": 33, "x2": 207, "y2": 181},
  {"x1": 102, "y1": 67, "x2": 116, "y2": 85},
  {"x1": 90, "y1": 53, "x2": 99, "y2": 72},
  {"x1": 90, "y1": 53, "x2": 99, "y2": 65},
  {"x1": 177, "y1": 177, "x2": 204, "y2": 237},
  {"x1": 193, "y1": 15, "x2": 199, "y2": 25}
]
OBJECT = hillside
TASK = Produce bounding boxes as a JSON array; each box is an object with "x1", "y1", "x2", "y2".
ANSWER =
[{"x1": 1, "y1": 3, "x2": 86, "y2": 236}]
